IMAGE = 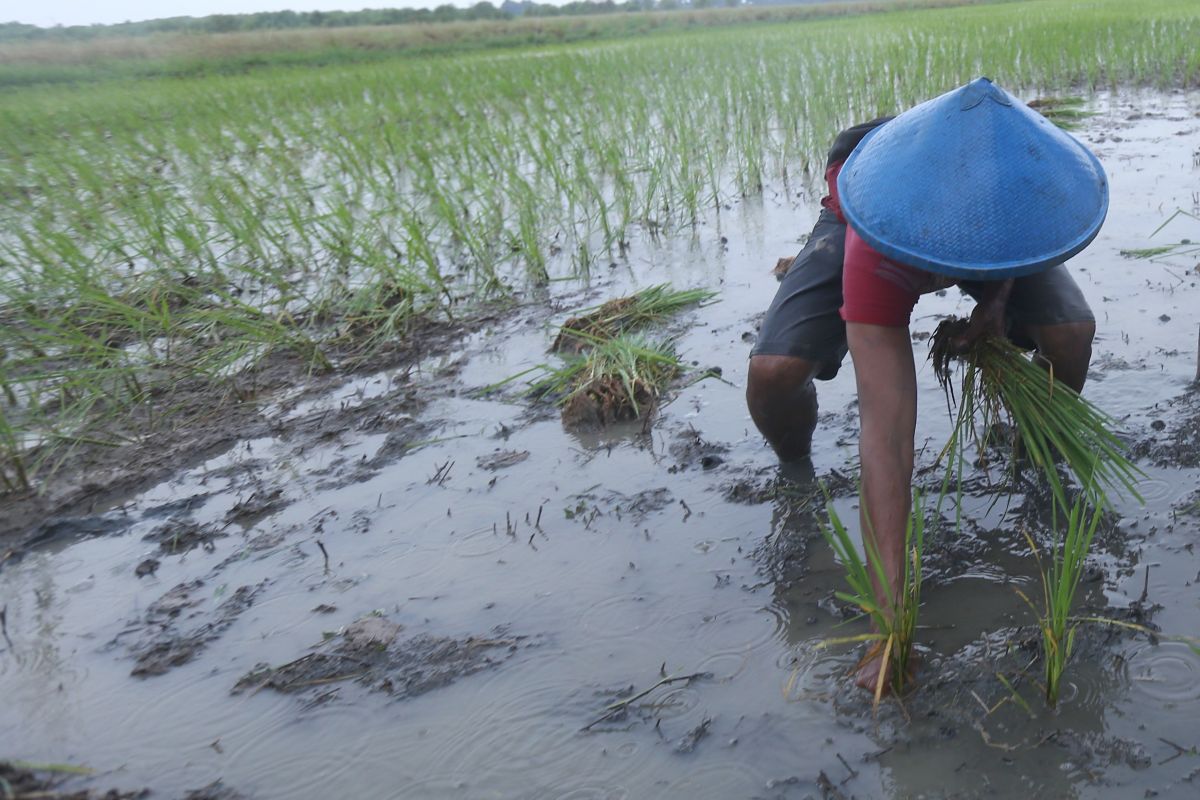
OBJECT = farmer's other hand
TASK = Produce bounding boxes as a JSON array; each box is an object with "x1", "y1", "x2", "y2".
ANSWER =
[{"x1": 948, "y1": 278, "x2": 1014, "y2": 355}]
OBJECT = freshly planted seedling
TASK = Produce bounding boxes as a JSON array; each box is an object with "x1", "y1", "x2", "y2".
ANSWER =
[
  {"x1": 823, "y1": 490, "x2": 925, "y2": 705},
  {"x1": 1016, "y1": 496, "x2": 1103, "y2": 707},
  {"x1": 930, "y1": 320, "x2": 1142, "y2": 514}
]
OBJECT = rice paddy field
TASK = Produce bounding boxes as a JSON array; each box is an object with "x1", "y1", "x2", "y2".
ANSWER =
[{"x1": 3, "y1": 0, "x2": 1200, "y2": 797}]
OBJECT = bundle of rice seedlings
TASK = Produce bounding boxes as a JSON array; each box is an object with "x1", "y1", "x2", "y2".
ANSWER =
[
  {"x1": 1027, "y1": 96, "x2": 1093, "y2": 130},
  {"x1": 930, "y1": 318, "x2": 1142, "y2": 513},
  {"x1": 1016, "y1": 496, "x2": 1103, "y2": 707},
  {"x1": 551, "y1": 285, "x2": 716, "y2": 353},
  {"x1": 530, "y1": 333, "x2": 684, "y2": 430},
  {"x1": 823, "y1": 489, "x2": 925, "y2": 705}
]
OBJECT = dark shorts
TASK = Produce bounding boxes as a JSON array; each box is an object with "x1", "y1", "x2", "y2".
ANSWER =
[{"x1": 750, "y1": 209, "x2": 1095, "y2": 380}]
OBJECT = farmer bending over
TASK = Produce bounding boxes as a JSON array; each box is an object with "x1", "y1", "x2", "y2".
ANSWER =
[{"x1": 746, "y1": 78, "x2": 1107, "y2": 689}]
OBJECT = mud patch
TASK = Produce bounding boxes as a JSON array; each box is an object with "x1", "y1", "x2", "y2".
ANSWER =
[
  {"x1": 0, "y1": 762, "x2": 146, "y2": 799},
  {"x1": 667, "y1": 427, "x2": 729, "y2": 472},
  {"x1": 563, "y1": 486, "x2": 674, "y2": 526},
  {"x1": 0, "y1": 315, "x2": 470, "y2": 545},
  {"x1": 115, "y1": 580, "x2": 265, "y2": 677},
  {"x1": 143, "y1": 520, "x2": 228, "y2": 555},
  {"x1": 1131, "y1": 387, "x2": 1200, "y2": 468},
  {"x1": 476, "y1": 449, "x2": 530, "y2": 471},
  {"x1": 182, "y1": 780, "x2": 247, "y2": 800},
  {"x1": 224, "y1": 487, "x2": 286, "y2": 527},
  {"x1": 234, "y1": 615, "x2": 530, "y2": 702}
]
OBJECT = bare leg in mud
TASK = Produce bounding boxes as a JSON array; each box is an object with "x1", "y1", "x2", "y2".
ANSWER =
[{"x1": 746, "y1": 354, "x2": 823, "y2": 463}]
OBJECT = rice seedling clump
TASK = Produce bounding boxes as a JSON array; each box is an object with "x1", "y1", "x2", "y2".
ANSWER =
[
  {"x1": 1017, "y1": 497, "x2": 1103, "y2": 707},
  {"x1": 823, "y1": 490, "x2": 926, "y2": 703},
  {"x1": 929, "y1": 318, "x2": 1142, "y2": 512}
]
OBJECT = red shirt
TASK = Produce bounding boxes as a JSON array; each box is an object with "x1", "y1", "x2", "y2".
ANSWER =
[{"x1": 824, "y1": 160, "x2": 952, "y2": 327}]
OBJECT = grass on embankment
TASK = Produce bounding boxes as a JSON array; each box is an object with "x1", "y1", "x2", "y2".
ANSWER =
[{"x1": 0, "y1": 1, "x2": 994, "y2": 88}]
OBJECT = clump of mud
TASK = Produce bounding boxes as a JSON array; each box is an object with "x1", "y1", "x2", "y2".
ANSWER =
[
  {"x1": 476, "y1": 449, "x2": 530, "y2": 471},
  {"x1": 182, "y1": 780, "x2": 247, "y2": 800},
  {"x1": 143, "y1": 520, "x2": 228, "y2": 555},
  {"x1": 667, "y1": 427, "x2": 728, "y2": 472},
  {"x1": 233, "y1": 615, "x2": 531, "y2": 701},
  {"x1": 560, "y1": 374, "x2": 660, "y2": 431},
  {"x1": 1131, "y1": 387, "x2": 1200, "y2": 468},
  {"x1": 114, "y1": 579, "x2": 265, "y2": 677},
  {"x1": 0, "y1": 762, "x2": 146, "y2": 799}
]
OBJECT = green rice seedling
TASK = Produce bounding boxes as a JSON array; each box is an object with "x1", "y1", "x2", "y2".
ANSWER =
[
  {"x1": 822, "y1": 489, "x2": 925, "y2": 705},
  {"x1": 550, "y1": 285, "x2": 716, "y2": 353},
  {"x1": 930, "y1": 321, "x2": 1142, "y2": 514},
  {"x1": 1027, "y1": 96, "x2": 1093, "y2": 130},
  {"x1": 1016, "y1": 495, "x2": 1103, "y2": 707},
  {"x1": 1121, "y1": 209, "x2": 1200, "y2": 263}
]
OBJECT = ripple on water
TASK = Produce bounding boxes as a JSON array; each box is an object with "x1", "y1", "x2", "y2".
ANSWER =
[
  {"x1": 576, "y1": 591, "x2": 670, "y2": 641},
  {"x1": 684, "y1": 604, "x2": 786, "y2": 657},
  {"x1": 778, "y1": 646, "x2": 855, "y2": 703},
  {"x1": 652, "y1": 761, "x2": 766, "y2": 799},
  {"x1": 1125, "y1": 641, "x2": 1200, "y2": 705},
  {"x1": 547, "y1": 784, "x2": 629, "y2": 800},
  {"x1": 1135, "y1": 475, "x2": 1190, "y2": 505},
  {"x1": 694, "y1": 651, "x2": 750, "y2": 682},
  {"x1": 451, "y1": 526, "x2": 514, "y2": 558},
  {"x1": 387, "y1": 774, "x2": 506, "y2": 800},
  {"x1": 231, "y1": 729, "x2": 378, "y2": 798},
  {"x1": 103, "y1": 675, "x2": 295, "y2": 768},
  {"x1": 430, "y1": 650, "x2": 658, "y2": 790}
]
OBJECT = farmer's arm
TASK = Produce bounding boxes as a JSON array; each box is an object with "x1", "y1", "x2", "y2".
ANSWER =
[{"x1": 846, "y1": 322, "x2": 915, "y2": 618}]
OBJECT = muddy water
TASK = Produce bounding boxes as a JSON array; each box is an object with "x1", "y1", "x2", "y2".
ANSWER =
[{"x1": 4, "y1": 91, "x2": 1200, "y2": 799}]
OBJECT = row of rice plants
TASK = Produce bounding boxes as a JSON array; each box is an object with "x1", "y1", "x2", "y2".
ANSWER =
[{"x1": 2, "y1": 0, "x2": 1198, "y2": 488}]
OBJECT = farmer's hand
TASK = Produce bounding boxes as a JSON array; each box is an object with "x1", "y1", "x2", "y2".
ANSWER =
[
  {"x1": 854, "y1": 645, "x2": 893, "y2": 695},
  {"x1": 947, "y1": 278, "x2": 1014, "y2": 354}
]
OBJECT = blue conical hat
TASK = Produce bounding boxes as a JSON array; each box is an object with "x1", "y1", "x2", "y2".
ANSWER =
[{"x1": 836, "y1": 78, "x2": 1108, "y2": 279}]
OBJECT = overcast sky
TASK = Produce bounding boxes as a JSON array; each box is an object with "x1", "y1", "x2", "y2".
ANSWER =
[{"x1": 5, "y1": 1, "x2": 495, "y2": 28}]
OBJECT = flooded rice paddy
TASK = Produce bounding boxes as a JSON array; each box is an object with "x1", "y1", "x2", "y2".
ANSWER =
[{"x1": 4, "y1": 91, "x2": 1200, "y2": 799}]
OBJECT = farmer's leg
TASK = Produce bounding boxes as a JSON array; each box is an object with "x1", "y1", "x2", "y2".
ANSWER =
[
  {"x1": 1021, "y1": 320, "x2": 1095, "y2": 393},
  {"x1": 747, "y1": 355, "x2": 823, "y2": 461},
  {"x1": 1004, "y1": 263, "x2": 1096, "y2": 393},
  {"x1": 959, "y1": 263, "x2": 1095, "y2": 393},
  {"x1": 748, "y1": 209, "x2": 849, "y2": 462}
]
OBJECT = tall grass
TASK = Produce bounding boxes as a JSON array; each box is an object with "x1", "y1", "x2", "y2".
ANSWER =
[{"x1": 2, "y1": 0, "x2": 1198, "y2": 490}]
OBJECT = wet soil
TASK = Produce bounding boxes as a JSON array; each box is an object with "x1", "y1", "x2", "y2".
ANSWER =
[
  {"x1": 0, "y1": 762, "x2": 147, "y2": 799},
  {"x1": 117, "y1": 579, "x2": 265, "y2": 677},
  {"x1": 0, "y1": 316, "x2": 470, "y2": 544},
  {"x1": 234, "y1": 615, "x2": 530, "y2": 702},
  {"x1": 4, "y1": 92, "x2": 1200, "y2": 799}
]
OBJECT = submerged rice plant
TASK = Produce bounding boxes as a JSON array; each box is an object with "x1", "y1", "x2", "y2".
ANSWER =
[
  {"x1": 1016, "y1": 496, "x2": 1103, "y2": 707},
  {"x1": 930, "y1": 322, "x2": 1143, "y2": 513},
  {"x1": 823, "y1": 490, "x2": 925, "y2": 704}
]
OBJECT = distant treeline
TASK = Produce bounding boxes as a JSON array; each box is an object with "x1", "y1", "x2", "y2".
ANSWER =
[{"x1": 0, "y1": 0, "x2": 819, "y2": 42}]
